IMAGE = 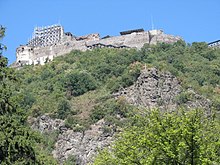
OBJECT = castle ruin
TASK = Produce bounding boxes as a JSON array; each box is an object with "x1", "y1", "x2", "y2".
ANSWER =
[{"x1": 15, "y1": 24, "x2": 182, "y2": 66}]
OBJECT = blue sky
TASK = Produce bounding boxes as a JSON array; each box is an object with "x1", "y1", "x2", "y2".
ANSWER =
[{"x1": 0, "y1": 0, "x2": 220, "y2": 64}]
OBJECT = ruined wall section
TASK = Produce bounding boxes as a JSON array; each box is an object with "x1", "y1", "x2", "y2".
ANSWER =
[
  {"x1": 153, "y1": 33, "x2": 182, "y2": 44},
  {"x1": 86, "y1": 30, "x2": 181, "y2": 49},
  {"x1": 32, "y1": 40, "x2": 88, "y2": 65},
  {"x1": 87, "y1": 31, "x2": 150, "y2": 49}
]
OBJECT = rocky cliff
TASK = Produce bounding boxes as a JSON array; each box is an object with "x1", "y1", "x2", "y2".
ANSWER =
[
  {"x1": 115, "y1": 68, "x2": 211, "y2": 113},
  {"x1": 31, "y1": 68, "x2": 211, "y2": 164},
  {"x1": 31, "y1": 115, "x2": 115, "y2": 165}
]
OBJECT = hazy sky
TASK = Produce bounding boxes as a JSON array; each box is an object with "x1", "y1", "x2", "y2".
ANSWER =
[{"x1": 0, "y1": 0, "x2": 220, "y2": 64}]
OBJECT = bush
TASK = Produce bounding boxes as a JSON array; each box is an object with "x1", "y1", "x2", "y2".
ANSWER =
[
  {"x1": 90, "y1": 98, "x2": 133, "y2": 123},
  {"x1": 94, "y1": 109, "x2": 220, "y2": 165},
  {"x1": 64, "y1": 115, "x2": 78, "y2": 127},
  {"x1": 65, "y1": 71, "x2": 97, "y2": 96},
  {"x1": 42, "y1": 131, "x2": 59, "y2": 153},
  {"x1": 107, "y1": 65, "x2": 141, "y2": 93},
  {"x1": 176, "y1": 91, "x2": 191, "y2": 105},
  {"x1": 64, "y1": 155, "x2": 76, "y2": 165},
  {"x1": 64, "y1": 115, "x2": 87, "y2": 132},
  {"x1": 57, "y1": 98, "x2": 71, "y2": 119}
]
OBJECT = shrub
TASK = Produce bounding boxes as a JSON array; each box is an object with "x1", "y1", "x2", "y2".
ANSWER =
[
  {"x1": 65, "y1": 71, "x2": 97, "y2": 96},
  {"x1": 57, "y1": 98, "x2": 71, "y2": 119},
  {"x1": 94, "y1": 109, "x2": 220, "y2": 165}
]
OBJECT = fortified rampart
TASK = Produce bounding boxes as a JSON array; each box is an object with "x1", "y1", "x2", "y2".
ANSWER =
[{"x1": 14, "y1": 24, "x2": 182, "y2": 66}]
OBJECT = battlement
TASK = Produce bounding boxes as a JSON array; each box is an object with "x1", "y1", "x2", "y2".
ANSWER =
[{"x1": 14, "y1": 24, "x2": 182, "y2": 67}]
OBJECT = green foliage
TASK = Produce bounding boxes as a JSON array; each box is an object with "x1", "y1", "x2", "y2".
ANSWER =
[
  {"x1": 63, "y1": 155, "x2": 76, "y2": 165},
  {"x1": 64, "y1": 115, "x2": 87, "y2": 132},
  {"x1": 0, "y1": 26, "x2": 36, "y2": 164},
  {"x1": 64, "y1": 115, "x2": 80, "y2": 129},
  {"x1": 41, "y1": 131, "x2": 59, "y2": 153},
  {"x1": 0, "y1": 26, "x2": 6, "y2": 57},
  {"x1": 190, "y1": 42, "x2": 208, "y2": 52},
  {"x1": 107, "y1": 63, "x2": 141, "y2": 93},
  {"x1": 0, "y1": 26, "x2": 57, "y2": 164},
  {"x1": 90, "y1": 98, "x2": 132, "y2": 123},
  {"x1": 175, "y1": 91, "x2": 191, "y2": 105},
  {"x1": 64, "y1": 71, "x2": 97, "y2": 96},
  {"x1": 20, "y1": 90, "x2": 36, "y2": 111},
  {"x1": 94, "y1": 109, "x2": 220, "y2": 165},
  {"x1": 56, "y1": 98, "x2": 71, "y2": 119}
]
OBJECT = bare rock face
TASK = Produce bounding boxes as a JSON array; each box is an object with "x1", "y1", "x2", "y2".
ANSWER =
[
  {"x1": 115, "y1": 68, "x2": 211, "y2": 112},
  {"x1": 31, "y1": 115, "x2": 66, "y2": 133},
  {"x1": 115, "y1": 68, "x2": 181, "y2": 110},
  {"x1": 32, "y1": 116, "x2": 114, "y2": 165},
  {"x1": 53, "y1": 119, "x2": 114, "y2": 165}
]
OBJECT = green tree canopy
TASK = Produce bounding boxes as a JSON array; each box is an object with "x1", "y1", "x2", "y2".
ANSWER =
[
  {"x1": 0, "y1": 26, "x2": 57, "y2": 164},
  {"x1": 64, "y1": 71, "x2": 97, "y2": 96},
  {"x1": 94, "y1": 109, "x2": 220, "y2": 165}
]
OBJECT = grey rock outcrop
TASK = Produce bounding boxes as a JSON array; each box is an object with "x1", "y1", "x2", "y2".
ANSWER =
[
  {"x1": 115, "y1": 68, "x2": 211, "y2": 112},
  {"x1": 53, "y1": 119, "x2": 114, "y2": 165},
  {"x1": 31, "y1": 116, "x2": 114, "y2": 165},
  {"x1": 31, "y1": 115, "x2": 66, "y2": 133}
]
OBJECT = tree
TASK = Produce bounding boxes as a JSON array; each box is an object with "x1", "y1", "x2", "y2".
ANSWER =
[
  {"x1": 94, "y1": 109, "x2": 220, "y2": 165},
  {"x1": 65, "y1": 71, "x2": 97, "y2": 96},
  {"x1": 0, "y1": 26, "x2": 56, "y2": 164},
  {"x1": 57, "y1": 98, "x2": 71, "y2": 119}
]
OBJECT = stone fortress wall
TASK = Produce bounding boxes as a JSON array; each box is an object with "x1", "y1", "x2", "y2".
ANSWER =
[{"x1": 15, "y1": 24, "x2": 182, "y2": 66}]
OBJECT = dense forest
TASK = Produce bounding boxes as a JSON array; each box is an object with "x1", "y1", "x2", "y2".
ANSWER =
[{"x1": 1, "y1": 25, "x2": 220, "y2": 164}]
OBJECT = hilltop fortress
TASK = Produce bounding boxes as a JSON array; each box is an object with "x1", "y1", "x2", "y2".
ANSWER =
[{"x1": 15, "y1": 24, "x2": 181, "y2": 66}]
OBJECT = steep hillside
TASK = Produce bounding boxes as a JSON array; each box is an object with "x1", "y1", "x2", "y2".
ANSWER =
[{"x1": 14, "y1": 41, "x2": 220, "y2": 164}]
